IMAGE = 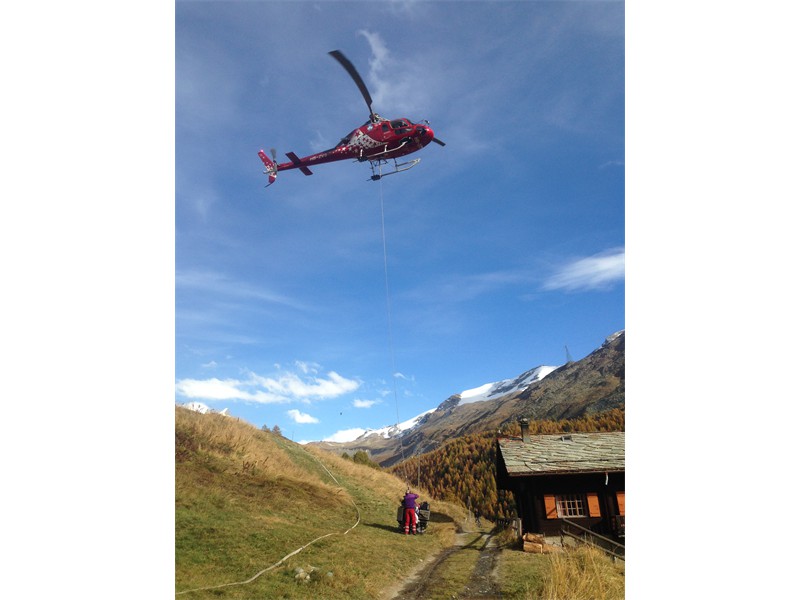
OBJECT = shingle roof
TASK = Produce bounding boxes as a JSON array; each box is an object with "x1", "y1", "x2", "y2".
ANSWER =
[{"x1": 498, "y1": 431, "x2": 624, "y2": 476}]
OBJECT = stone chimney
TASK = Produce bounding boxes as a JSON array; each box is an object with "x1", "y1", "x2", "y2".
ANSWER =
[{"x1": 519, "y1": 418, "x2": 530, "y2": 443}]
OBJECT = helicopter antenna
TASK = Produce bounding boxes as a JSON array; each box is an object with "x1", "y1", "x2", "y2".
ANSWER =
[{"x1": 329, "y1": 50, "x2": 379, "y2": 123}]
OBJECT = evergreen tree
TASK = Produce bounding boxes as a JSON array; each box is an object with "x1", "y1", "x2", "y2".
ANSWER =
[{"x1": 353, "y1": 449, "x2": 380, "y2": 469}]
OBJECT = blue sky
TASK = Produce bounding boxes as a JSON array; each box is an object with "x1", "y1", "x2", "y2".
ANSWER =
[
  {"x1": 175, "y1": 0, "x2": 625, "y2": 442},
  {"x1": 6, "y1": 2, "x2": 800, "y2": 596}
]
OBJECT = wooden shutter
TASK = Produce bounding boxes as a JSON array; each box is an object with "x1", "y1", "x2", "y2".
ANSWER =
[
  {"x1": 544, "y1": 495, "x2": 558, "y2": 519},
  {"x1": 586, "y1": 493, "x2": 601, "y2": 517},
  {"x1": 616, "y1": 492, "x2": 625, "y2": 516}
]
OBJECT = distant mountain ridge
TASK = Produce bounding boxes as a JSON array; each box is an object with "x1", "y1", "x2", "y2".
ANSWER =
[
  {"x1": 457, "y1": 365, "x2": 559, "y2": 405},
  {"x1": 349, "y1": 409, "x2": 437, "y2": 442},
  {"x1": 311, "y1": 330, "x2": 625, "y2": 466},
  {"x1": 343, "y1": 364, "x2": 558, "y2": 445}
]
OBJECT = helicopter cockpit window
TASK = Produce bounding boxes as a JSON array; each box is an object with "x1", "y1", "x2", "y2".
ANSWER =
[{"x1": 391, "y1": 119, "x2": 412, "y2": 134}]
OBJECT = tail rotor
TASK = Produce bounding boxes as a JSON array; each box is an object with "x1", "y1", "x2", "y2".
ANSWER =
[{"x1": 258, "y1": 148, "x2": 279, "y2": 186}]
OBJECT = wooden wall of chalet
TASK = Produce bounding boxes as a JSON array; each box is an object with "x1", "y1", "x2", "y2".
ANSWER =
[{"x1": 496, "y1": 446, "x2": 624, "y2": 538}]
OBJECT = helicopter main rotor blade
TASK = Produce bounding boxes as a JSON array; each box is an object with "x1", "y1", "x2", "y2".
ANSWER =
[{"x1": 329, "y1": 50, "x2": 376, "y2": 121}]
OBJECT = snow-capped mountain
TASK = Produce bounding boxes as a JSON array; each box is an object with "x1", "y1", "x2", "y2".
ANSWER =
[
  {"x1": 325, "y1": 366, "x2": 557, "y2": 445},
  {"x1": 339, "y1": 409, "x2": 437, "y2": 443},
  {"x1": 457, "y1": 365, "x2": 559, "y2": 405},
  {"x1": 309, "y1": 330, "x2": 625, "y2": 466}
]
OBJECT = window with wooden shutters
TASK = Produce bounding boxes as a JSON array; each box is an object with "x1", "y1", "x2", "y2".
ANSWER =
[
  {"x1": 545, "y1": 494, "x2": 606, "y2": 519},
  {"x1": 555, "y1": 494, "x2": 586, "y2": 518}
]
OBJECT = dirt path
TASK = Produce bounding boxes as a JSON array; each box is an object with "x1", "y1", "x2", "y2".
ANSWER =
[
  {"x1": 388, "y1": 528, "x2": 502, "y2": 600},
  {"x1": 460, "y1": 531, "x2": 501, "y2": 599}
]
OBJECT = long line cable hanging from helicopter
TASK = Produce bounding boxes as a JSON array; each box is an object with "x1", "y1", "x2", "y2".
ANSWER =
[{"x1": 378, "y1": 178, "x2": 410, "y2": 486}]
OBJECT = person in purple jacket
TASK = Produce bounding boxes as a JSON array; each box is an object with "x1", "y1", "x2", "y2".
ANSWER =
[{"x1": 402, "y1": 488, "x2": 420, "y2": 535}]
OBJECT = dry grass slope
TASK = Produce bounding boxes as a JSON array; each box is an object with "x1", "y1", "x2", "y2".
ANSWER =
[
  {"x1": 175, "y1": 407, "x2": 468, "y2": 599},
  {"x1": 541, "y1": 545, "x2": 625, "y2": 600}
]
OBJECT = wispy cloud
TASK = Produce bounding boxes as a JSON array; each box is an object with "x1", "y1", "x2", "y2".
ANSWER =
[
  {"x1": 405, "y1": 250, "x2": 624, "y2": 306},
  {"x1": 408, "y1": 269, "x2": 535, "y2": 303},
  {"x1": 353, "y1": 399, "x2": 379, "y2": 409},
  {"x1": 356, "y1": 29, "x2": 434, "y2": 117},
  {"x1": 176, "y1": 270, "x2": 305, "y2": 309},
  {"x1": 358, "y1": 30, "x2": 392, "y2": 110},
  {"x1": 175, "y1": 365, "x2": 361, "y2": 404},
  {"x1": 600, "y1": 160, "x2": 624, "y2": 170},
  {"x1": 543, "y1": 248, "x2": 625, "y2": 292},
  {"x1": 287, "y1": 409, "x2": 319, "y2": 424},
  {"x1": 359, "y1": 30, "x2": 390, "y2": 73},
  {"x1": 394, "y1": 372, "x2": 414, "y2": 381},
  {"x1": 294, "y1": 360, "x2": 321, "y2": 375}
]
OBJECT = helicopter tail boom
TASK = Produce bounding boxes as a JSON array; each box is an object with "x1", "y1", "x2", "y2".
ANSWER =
[{"x1": 285, "y1": 152, "x2": 314, "y2": 176}]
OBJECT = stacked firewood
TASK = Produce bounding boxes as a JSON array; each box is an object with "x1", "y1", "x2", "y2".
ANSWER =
[{"x1": 522, "y1": 532, "x2": 561, "y2": 554}]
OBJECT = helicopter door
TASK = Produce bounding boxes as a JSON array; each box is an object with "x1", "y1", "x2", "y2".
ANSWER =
[{"x1": 379, "y1": 122, "x2": 392, "y2": 141}]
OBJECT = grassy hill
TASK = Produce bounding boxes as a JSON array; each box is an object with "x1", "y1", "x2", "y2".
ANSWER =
[{"x1": 175, "y1": 407, "x2": 469, "y2": 599}]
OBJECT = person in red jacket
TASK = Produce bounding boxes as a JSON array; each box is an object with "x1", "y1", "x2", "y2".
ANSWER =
[{"x1": 402, "y1": 488, "x2": 420, "y2": 535}]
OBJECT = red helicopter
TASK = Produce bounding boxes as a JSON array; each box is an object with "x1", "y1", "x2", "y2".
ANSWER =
[{"x1": 258, "y1": 50, "x2": 445, "y2": 186}]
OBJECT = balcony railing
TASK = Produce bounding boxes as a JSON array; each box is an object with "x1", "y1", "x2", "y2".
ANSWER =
[{"x1": 560, "y1": 518, "x2": 625, "y2": 561}]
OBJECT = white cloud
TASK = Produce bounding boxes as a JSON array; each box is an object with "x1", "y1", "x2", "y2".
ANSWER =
[
  {"x1": 355, "y1": 29, "x2": 430, "y2": 116},
  {"x1": 250, "y1": 370, "x2": 360, "y2": 400},
  {"x1": 175, "y1": 366, "x2": 361, "y2": 404},
  {"x1": 353, "y1": 399, "x2": 379, "y2": 409},
  {"x1": 357, "y1": 30, "x2": 392, "y2": 111},
  {"x1": 543, "y1": 248, "x2": 625, "y2": 292},
  {"x1": 175, "y1": 377, "x2": 287, "y2": 403},
  {"x1": 359, "y1": 30, "x2": 390, "y2": 73},
  {"x1": 287, "y1": 409, "x2": 319, "y2": 424},
  {"x1": 324, "y1": 428, "x2": 366, "y2": 443},
  {"x1": 393, "y1": 372, "x2": 415, "y2": 382},
  {"x1": 294, "y1": 360, "x2": 320, "y2": 375}
]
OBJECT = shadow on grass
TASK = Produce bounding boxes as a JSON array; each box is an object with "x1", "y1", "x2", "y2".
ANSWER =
[
  {"x1": 363, "y1": 522, "x2": 401, "y2": 534},
  {"x1": 428, "y1": 511, "x2": 464, "y2": 533},
  {"x1": 363, "y1": 521, "x2": 435, "y2": 536},
  {"x1": 364, "y1": 511, "x2": 461, "y2": 536},
  {"x1": 428, "y1": 512, "x2": 455, "y2": 524}
]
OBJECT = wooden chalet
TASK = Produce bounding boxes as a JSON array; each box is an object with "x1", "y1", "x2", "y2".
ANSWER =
[{"x1": 495, "y1": 420, "x2": 625, "y2": 540}]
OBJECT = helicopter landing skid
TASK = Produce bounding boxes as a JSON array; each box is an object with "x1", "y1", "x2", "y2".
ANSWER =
[{"x1": 368, "y1": 157, "x2": 421, "y2": 181}]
